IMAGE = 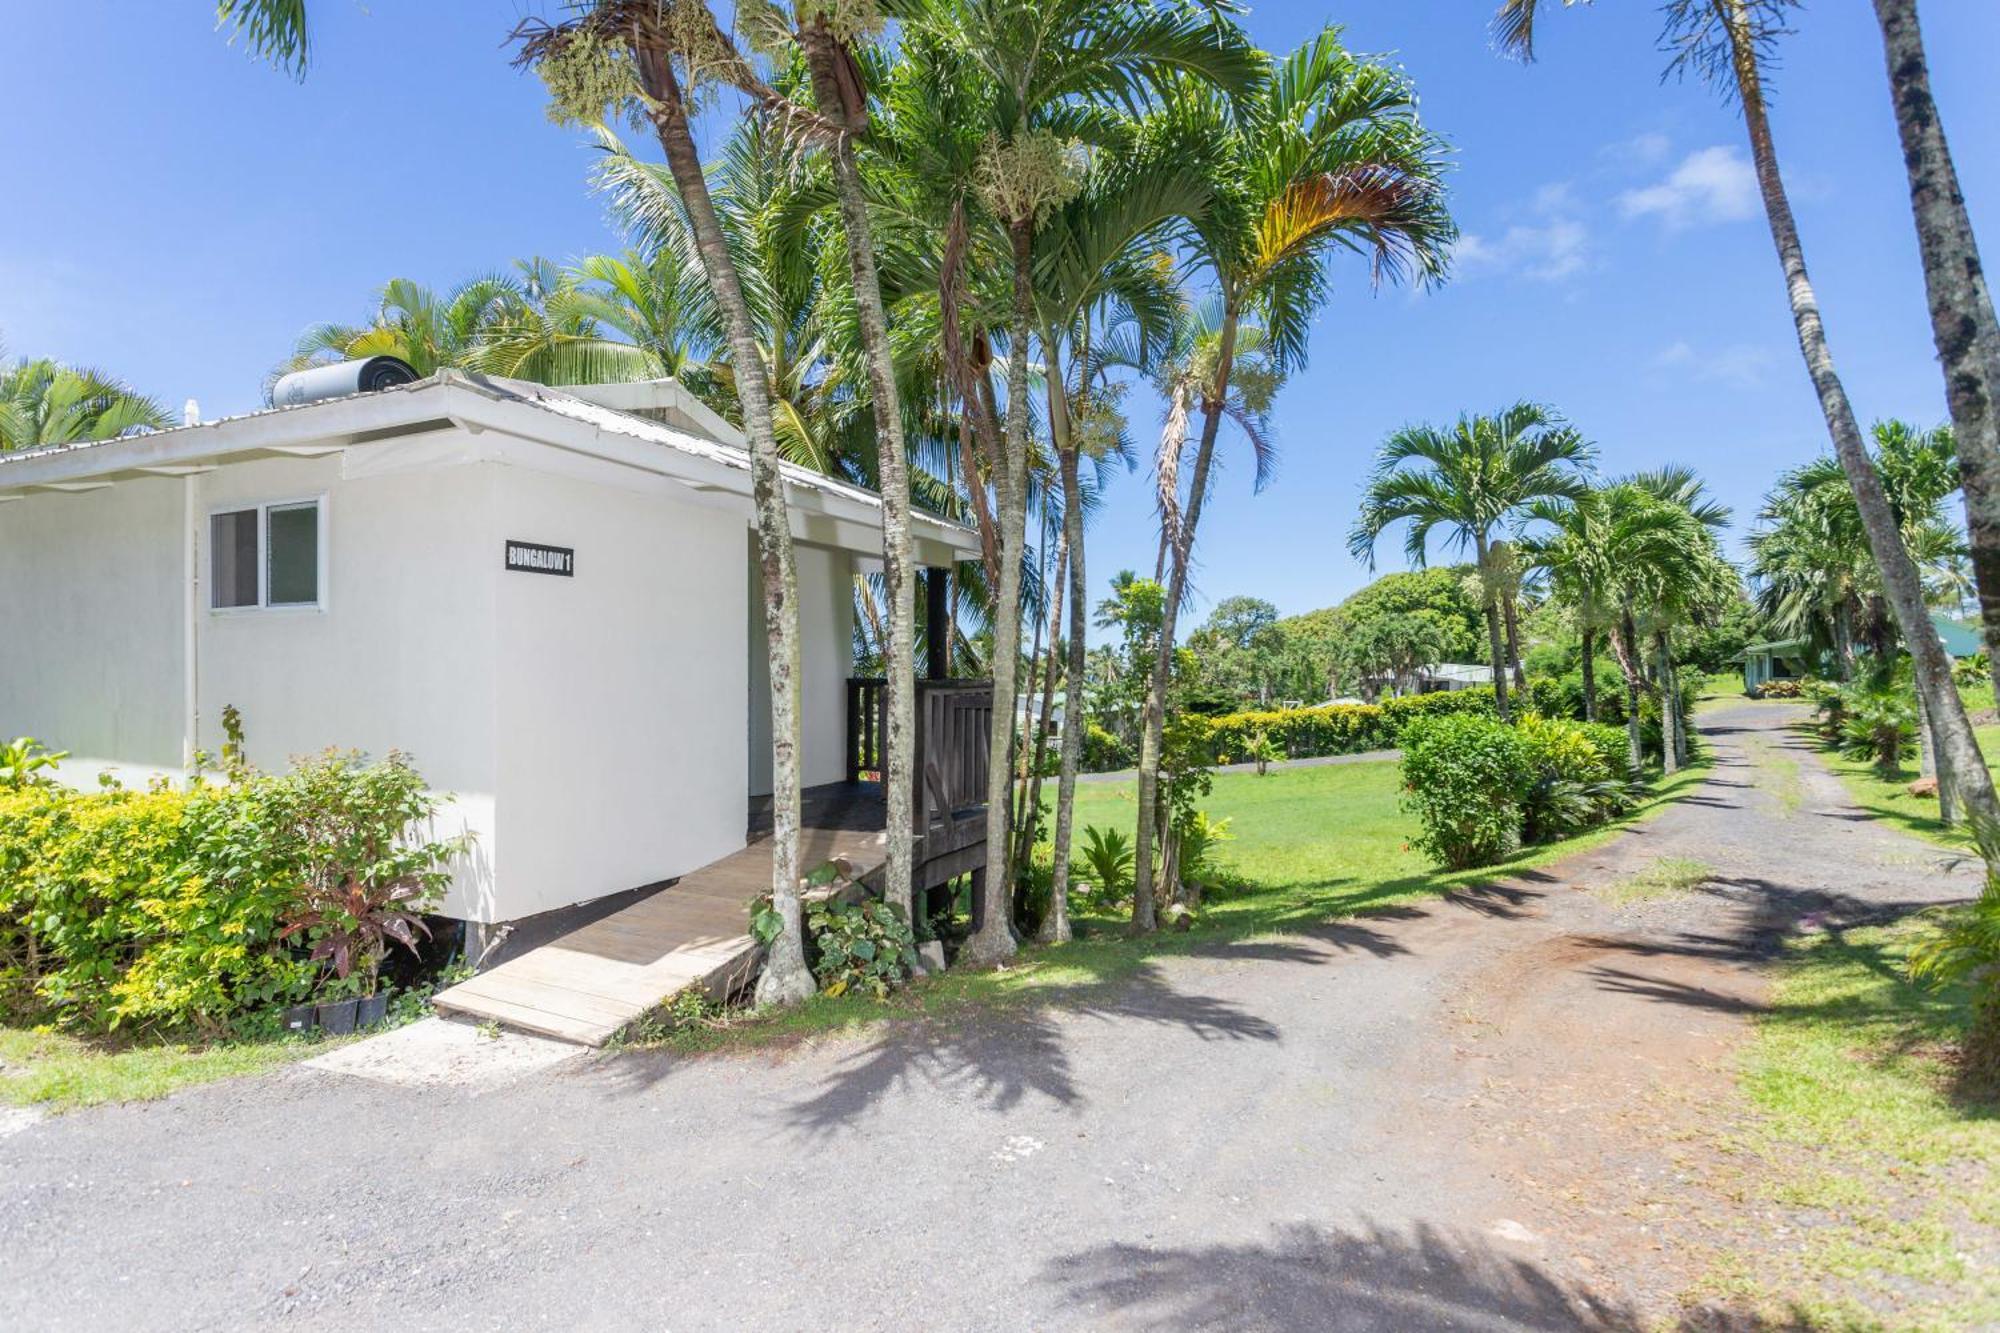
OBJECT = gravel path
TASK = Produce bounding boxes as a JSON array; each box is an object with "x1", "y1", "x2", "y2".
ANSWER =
[{"x1": 0, "y1": 702, "x2": 1976, "y2": 1330}]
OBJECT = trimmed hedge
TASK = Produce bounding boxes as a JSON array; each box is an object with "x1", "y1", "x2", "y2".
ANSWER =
[{"x1": 1202, "y1": 687, "x2": 1500, "y2": 766}]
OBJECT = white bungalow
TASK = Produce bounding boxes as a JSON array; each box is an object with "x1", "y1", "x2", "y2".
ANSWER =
[{"x1": 0, "y1": 369, "x2": 986, "y2": 968}]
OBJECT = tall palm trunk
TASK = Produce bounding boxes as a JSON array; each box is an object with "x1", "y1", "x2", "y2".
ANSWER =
[
  {"x1": 1474, "y1": 532, "x2": 1513, "y2": 722},
  {"x1": 963, "y1": 221, "x2": 1035, "y2": 965},
  {"x1": 1722, "y1": 0, "x2": 2000, "y2": 866},
  {"x1": 1501, "y1": 592, "x2": 1527, "y2": 690},
  {"x1": 1870, "y1": 0, "x2": 2000, "y2": 710},
  {"x1": 1653, "y1": 629, "x2": 1681, "y2": 775},
  {"x1": 1619, "y1": 601, "x2": 1644, "y2": 774},
  {"x1": 1044, "y1": 408, "x2": 1088, "y2": 944},
  {"x1": 802, "y1": 28, "x2": 916, "y2": 921},
  {"x1": 1580, "y1": 626, "x2": 1598, "y2": 721},
  {"x1": 1020, "y1": 532, "x2": 1066, "y2": 868},
  {"x1": 1134, "y1": 297, "x2": 1241, "y2": 929},
  {"x1": 634, "y1": 44, "x2": 812, "y2": 1004}
]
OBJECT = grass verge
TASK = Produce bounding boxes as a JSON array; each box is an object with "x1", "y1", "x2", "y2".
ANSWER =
[
  {"x1": 1597, "y1": 855, "x2": 1711, "y2": 905},
  {"x1": 1695, "y1": 913, "x2": 2000, "y2": 1330},
  {"x1": 631, "y1": 756, "x2": 1711, "y2": 1055},
  {"x1": 1813, "y1": 717, "x2": 2000, "y2": 851},
  {"x1": 0, "y1": 1026, "x2": 335, "y2": 1114}
]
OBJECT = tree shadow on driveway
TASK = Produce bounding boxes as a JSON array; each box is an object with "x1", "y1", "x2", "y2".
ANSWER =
[{"x1": 1041, "y1": 1220, "x2": 1813, "y2": 1331}]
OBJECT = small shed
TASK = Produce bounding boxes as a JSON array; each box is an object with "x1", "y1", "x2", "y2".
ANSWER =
[{"x1": 1735, "y1": 638, "x2": 1810, "y2": 692}]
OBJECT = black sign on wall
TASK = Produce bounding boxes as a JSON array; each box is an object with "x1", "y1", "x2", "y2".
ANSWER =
[{"x1": 505, "y1": 540, "x2": 575, "y2": 577}]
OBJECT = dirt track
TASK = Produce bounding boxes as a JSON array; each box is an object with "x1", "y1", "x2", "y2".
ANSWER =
[{"x1": 0, "y1": 701, "x2": 1975, "y2": 1330}]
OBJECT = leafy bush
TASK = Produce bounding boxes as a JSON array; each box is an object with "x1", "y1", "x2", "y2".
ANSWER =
[
  {"x1": 0, "y1": 737, "x2": 67, "y2": 790},
  {"x1": 1082, "y1": 723, "x2": 1134, "y2": 774},
  {"x1": 0, "y1": 749, "x2": 465, "y2": 1034},
  {"x1": 1198, "y1": 687, "x2": 1505, "y2": 768},
  {"x1": 1077, "y1": 824, "x2": 1134, "y2": 909},
  {"x1": 1578, "y1": 721, "x2": 1639, "y2": 788},
  {"x1": 1840, "y1": 685, "x2": 1916, "y2": 776},
  {"x1": 805, "y1": 899, "x2": 919, "y2": 1000},
  {"x1": 1515, "y1": 715, "x2": 1623, "y2": 843},
  {"x1": 1908, "y1": 874, "x2": 2000, "y2": 1094},
  {"x1": 1174, "y1": 812, "x2": 1234, "y2": 890},
  {"x1": 1398, "y1": 714, "x2": 1531, "y2": 869}
]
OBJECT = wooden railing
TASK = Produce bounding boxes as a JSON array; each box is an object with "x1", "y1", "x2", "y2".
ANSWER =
[{"x1": 846, "y1": 677, "x2": 993, "y2": 833}]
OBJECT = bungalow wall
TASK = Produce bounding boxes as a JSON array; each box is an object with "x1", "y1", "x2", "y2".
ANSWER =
[{"x1": 0, "y1": 477, "x2": 187, "y2": 778}]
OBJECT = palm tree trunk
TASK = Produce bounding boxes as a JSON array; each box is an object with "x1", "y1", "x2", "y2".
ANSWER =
[
  {"x1": 1016, "y1": 529, "x2": 1065, "y2": 873},
  {"x1": 1580, "y1": 627, "x2": 1598, "y2": 722},
  {"x1": 1619, "y1": 602, "x2": 1644, "y2": 774},
  {"x1": 1475, "y1": 532, "x2": 1512, "y2": 722},
  {"x1": 1502, "y1": 592, "x2": 1527, "y2": 690},
  {"x1": 1834, "y1": 601, "x2": 1856, "y2": 678},
  {"x1": 963, "y1": 221, "x2": 1035, "y2": 966},
  {"x1": 1654, "y1": 629, "x2": 1680, "y2": 775},
  {"x1": 1723, "y1": 0, "x2": 2000, "y2": 867},
  {"x1": 802, "y1": 27, "x2": 917, "y2": 923},
  {"x1": 1870, "y1": 0, "x2": 2000, "y2": 712},
  {"x1": 1013, "y1": 512, "x2": 1052, "y2": 860},
  {"x1": 1134, "y1": 296, "x2": 1242, "y2": 930},
  {"x1": 634, "y1": 44, "x2": 811, "y2": 1004},
  {"x1": 1044, "y1": 428, "x2": 1087, "y2": 944}
]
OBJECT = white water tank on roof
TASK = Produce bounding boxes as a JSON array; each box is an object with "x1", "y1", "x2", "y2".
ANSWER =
[{"x1": 270, "y1": 356, "x2": 420, "y2": 408}]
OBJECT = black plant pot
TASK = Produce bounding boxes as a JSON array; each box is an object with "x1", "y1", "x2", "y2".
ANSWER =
[
  {"x1": 315, "y1": 998, "x2": 360, "y2": 1035},
  {"x1": 281, "y1": 1003, "x2": 317, "y2": 1035},
  {"x1": 355, "y1": 993, "x2": 389, "y2": 1028}
]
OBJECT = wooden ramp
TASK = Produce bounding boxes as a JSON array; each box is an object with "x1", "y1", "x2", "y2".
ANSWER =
[{"x1": 433, "y1": 821, "x2": 890, "y2": 1047}]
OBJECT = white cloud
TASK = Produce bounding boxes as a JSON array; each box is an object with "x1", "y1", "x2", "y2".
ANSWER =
[
  {"x1": 1454, "y1": 181, "x2": 1591, "y2": 281},
  {"x1": 1651, "y1": 339, "x2": 1777, "y2": 388},
  {"x1": 1455, "y1": 219, "x2": 1590, "y2": 281},
  {"x1": 1618, "y1": 146, "x2": 1759, "y2": 227},
  {"x1": 1604, "y1": 131, "x2": 1673, "y2": 168}
]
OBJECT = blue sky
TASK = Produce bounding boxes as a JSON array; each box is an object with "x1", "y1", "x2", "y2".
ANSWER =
[{"x1": 5, "y1": 2, "x2": 1998, "y2": 628}]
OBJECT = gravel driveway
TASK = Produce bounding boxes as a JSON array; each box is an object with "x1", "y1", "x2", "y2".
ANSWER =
[{"x1": 0, "y1": 702, "x2": 1975, "y2": 1330}]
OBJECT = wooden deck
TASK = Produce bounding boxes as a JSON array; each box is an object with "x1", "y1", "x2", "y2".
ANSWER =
[{"x1": 432, "y1": 784, "x2": 949, "y2": 1046}]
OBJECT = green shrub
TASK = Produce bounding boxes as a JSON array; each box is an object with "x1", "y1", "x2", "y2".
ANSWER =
[
  {"x1": 0, "y1": 750, "x2": 464, "y2": 1035},
  {"x1": 1077, "y1": 824, "x2": 1134, "y2": 909},
  {"x1": 1082, "y1": 723, "x2": 1134, "y2": 773},
  {"x1": 1398, "y1": 714, "x2": 1531, "y2": 869},
  {"x1": 1578, "y1": 721, "x2": 1639, "y2": 787},
  {"x1": 1839, "y1": 686, "x2": 1916, "y2": 776},
  {"x1": 805, "y1": 899, "x2": 919, "y2": 1000},
  {"x1": 1515, "y1": 715, "x2": 1624, "y2": 843},
  {"x1": 1752, "y1": 677, "x2": 1806, "y2": 699}
]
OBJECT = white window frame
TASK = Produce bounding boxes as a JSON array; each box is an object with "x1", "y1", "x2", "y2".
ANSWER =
[{"x1": 207, "y1": 494, "x2": 329, "y2": 615}]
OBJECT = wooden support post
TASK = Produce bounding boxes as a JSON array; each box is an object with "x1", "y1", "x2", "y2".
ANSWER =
[{"x1": 926, "y1": 567, "x2": 949, "y2": 680}]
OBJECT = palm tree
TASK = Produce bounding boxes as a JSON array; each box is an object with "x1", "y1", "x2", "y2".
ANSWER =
[
  {"x1": 0, "y1": 356, "x2": 171, "y2": 451},
  {"x1": 892, "y1": 0, "x2": 1260, "y2": 960},
  {"x1": 278, "y1": 273, "x2": 524, "y2": 379},
  {"x1": 1350, "y1": 404, "x2": 1595, "y2": 724},
  {"x1": 1486, "y1": 0, "x2": 2000, "y2": 871},
  {"x1": 1129, "y1": 28, "x2": 1454, "y2": 930},
  {"x1": 1867, "y1": 0, "x2": 2000, "y2": 711},
  {"x1": 1521, "y1": 494, "x2": 1617, "y2": 721},
  {"x1": 1626, "y1": 466, "x2": 1734, "y2": 772},
  {"x1": 516, "y1": 6, "x2": 821, "y2": 1005}
]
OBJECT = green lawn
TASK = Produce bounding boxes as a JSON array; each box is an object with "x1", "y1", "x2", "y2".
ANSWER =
[
  {"x1": 1817, "y1": 711, "x2": 2000, "y2": 851},
  {"x1": 0, "y1": 1026, "x2": 333, "y2": 1114},
  {"x1": 1698, "y1": 914, "x2": 2000, "y2": 1330},
  {"x1": 640, "y1": 756, "x2": 1709, "y2": 1053}
]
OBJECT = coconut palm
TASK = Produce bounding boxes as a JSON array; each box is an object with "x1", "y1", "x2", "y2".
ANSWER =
[
  {"x1": 1350, "y1": 404, "x2": 1595, "y2": 725},
  {"x1": 1124, "y1": 30, "x2": 1454, "y2": 928},
  {"x1": 277, "y1": 274, "x2": 525, "y2": 380},
  {"x1": 1484, "y1": 0, "x2": 2000, "y2": 871},
  {"x1": 0, "y1": 356, "x2": 172, "y2": 451}
]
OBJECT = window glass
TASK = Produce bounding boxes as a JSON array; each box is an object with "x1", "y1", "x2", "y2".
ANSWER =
[
  {"x1": 210, "y1": 509, "x2": 259, "y2": 609},
  {"x1": 266, "y1": 502, "x2": 319, "y2": 606}
]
